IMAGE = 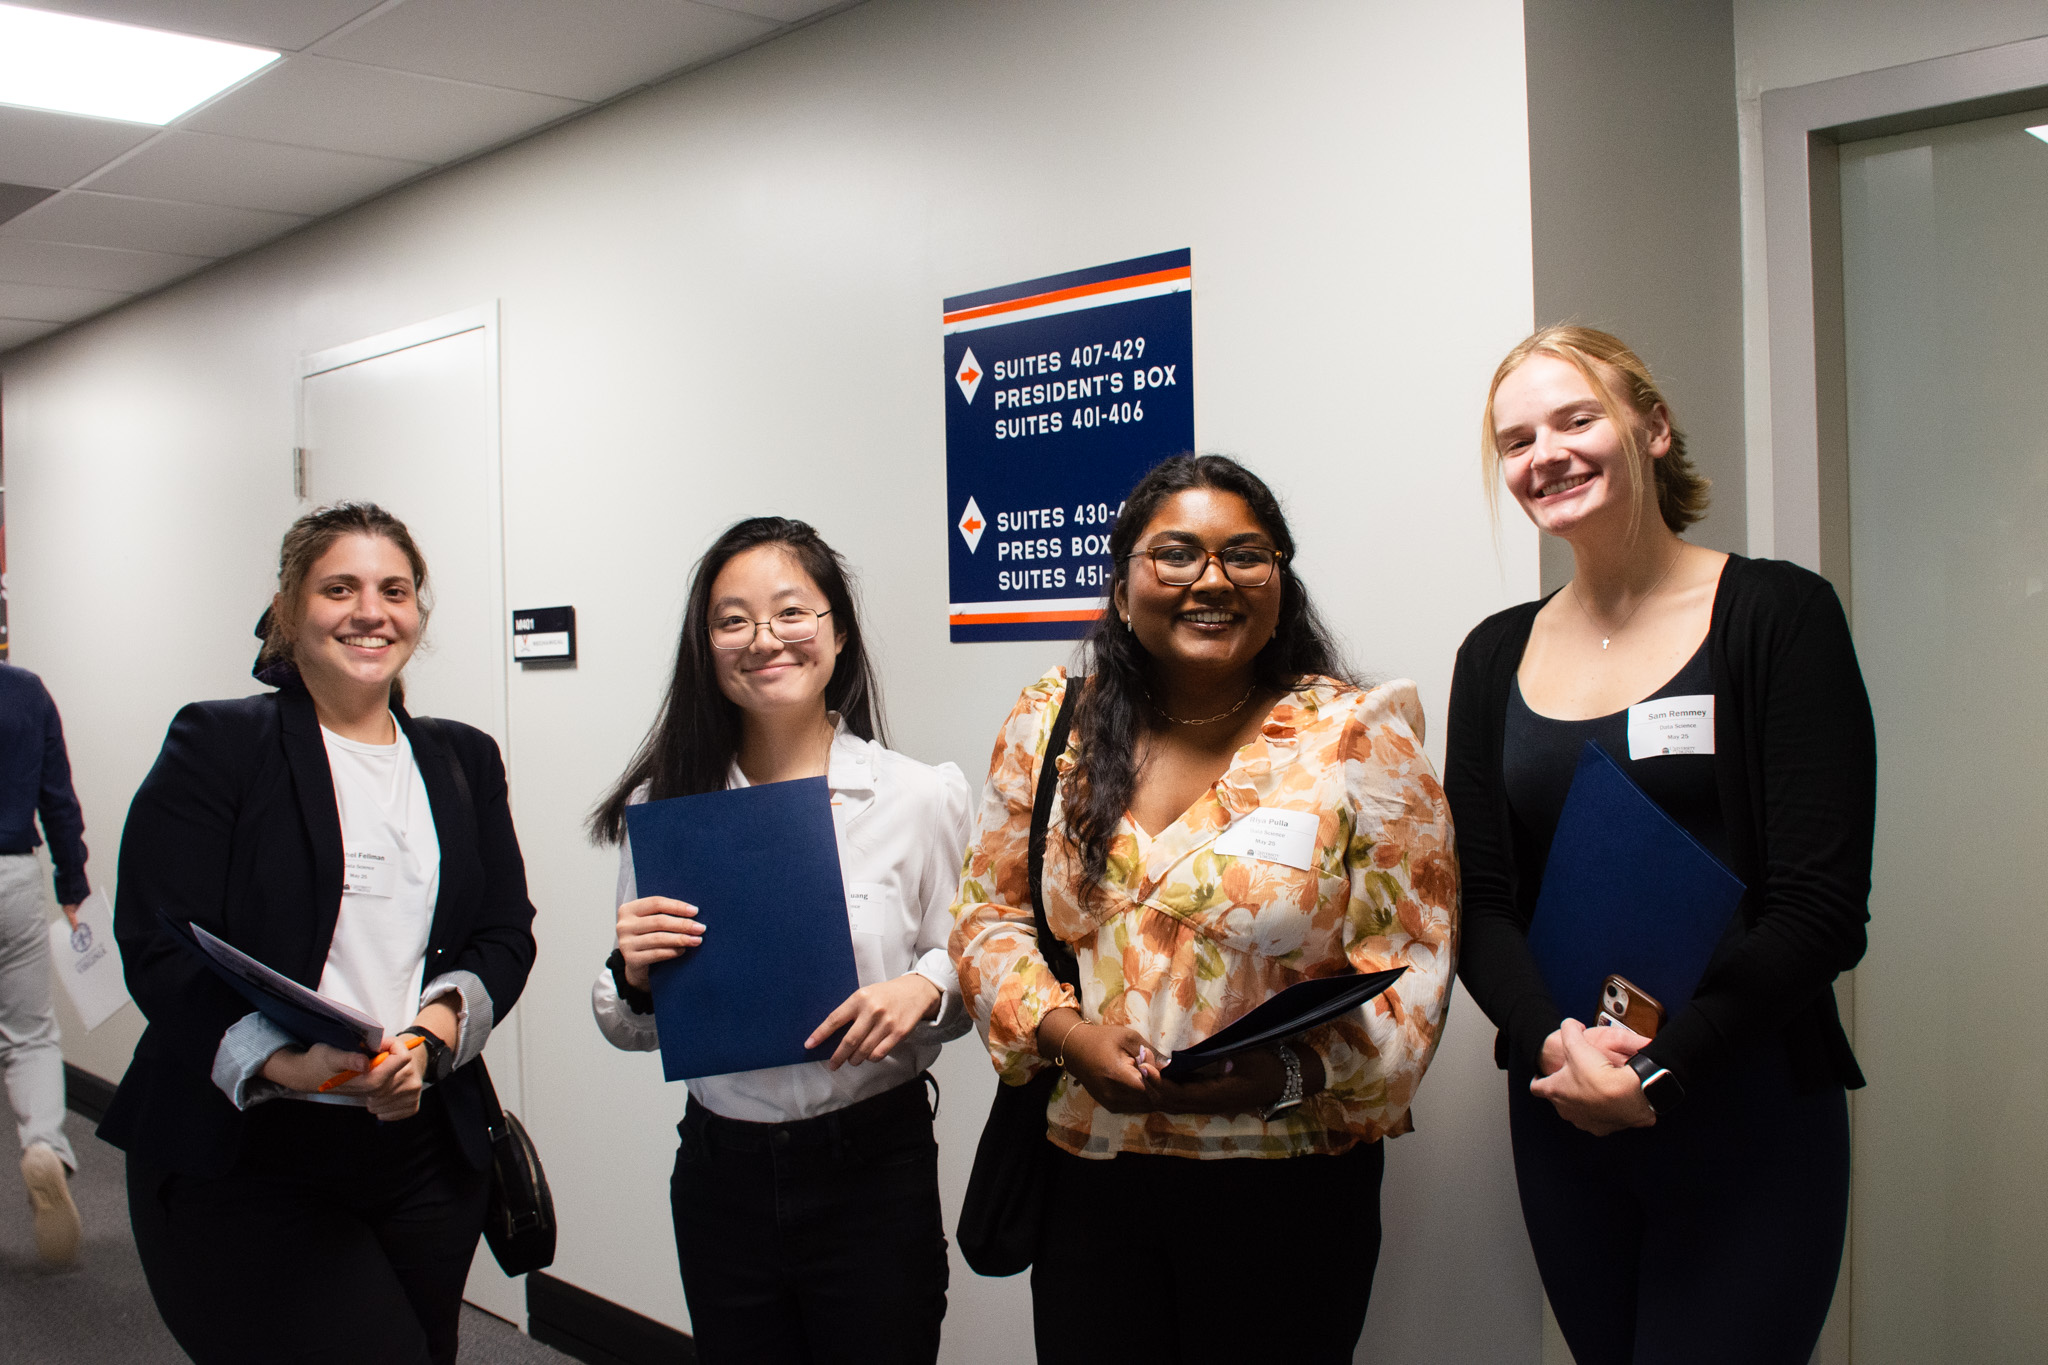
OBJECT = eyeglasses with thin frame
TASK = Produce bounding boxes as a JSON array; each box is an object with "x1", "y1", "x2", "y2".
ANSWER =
[
  {"x1": 1127, "y1": 544, "x2": 1284, "y2": 588},
  {"x1": 708, "y1": 606, "x2": 833, "y2": 649}
]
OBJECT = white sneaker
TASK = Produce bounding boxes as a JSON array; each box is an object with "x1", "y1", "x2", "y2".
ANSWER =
[{"x1": 21, "y1": 1143, "x2": 80, "y2": 1267}]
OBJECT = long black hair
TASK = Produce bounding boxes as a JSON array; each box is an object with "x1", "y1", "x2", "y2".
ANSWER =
[
  {"x1": 588, "y1": 516, "x2": 885, "y2": 843},
  {"x1": 1064, "y1": 454, "x2": 1356, "y2": 899}
]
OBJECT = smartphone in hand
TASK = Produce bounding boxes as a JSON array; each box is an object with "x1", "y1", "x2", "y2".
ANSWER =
[{"x1": 1596, "y1": 975, "x2": 1665, "y2": 1038}]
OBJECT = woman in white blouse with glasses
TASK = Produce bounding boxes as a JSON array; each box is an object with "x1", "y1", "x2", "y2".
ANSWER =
[{"x1": 589, "y1": 516, "x2": 971, "y2": 1365}]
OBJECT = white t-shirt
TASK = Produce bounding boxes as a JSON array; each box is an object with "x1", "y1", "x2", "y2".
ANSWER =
[{"x1": 318, "y1": 719, "x2": 441, "y2": 1037}]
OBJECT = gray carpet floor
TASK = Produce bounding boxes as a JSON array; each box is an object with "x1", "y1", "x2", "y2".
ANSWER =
[{"x1": 0, "y1": 1112, "x2": 576, "y2": 1364}]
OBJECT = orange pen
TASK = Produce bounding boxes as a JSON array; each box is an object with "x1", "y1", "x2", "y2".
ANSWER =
[{"x1": 316, "y1": 1034, "x2": 425, "y2": 1093}]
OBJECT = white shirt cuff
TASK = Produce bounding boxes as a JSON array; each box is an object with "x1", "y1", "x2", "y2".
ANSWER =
[
  {"x1": 911, "y1": 949, "x2": 970, "y2": 1042},
  {"x1": 591, "y1": 962, "x2": 661, "y2": 1052}
]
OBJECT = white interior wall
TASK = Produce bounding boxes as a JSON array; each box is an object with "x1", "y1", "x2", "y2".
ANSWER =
[
  {"x1": 0, "y1": 0, "x2": 1542, "y2": 1358},
  {"x1": 1733, "y1": 0, "x2": 2048, "y2": 557}
]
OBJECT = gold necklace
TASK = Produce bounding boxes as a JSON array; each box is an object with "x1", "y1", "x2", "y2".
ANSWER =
[
  {"x1": 1145, "y1": 683, "x2": 1255, "y2": 726},
  {"x1": 1570, "y1": 544, "x2": 1682, "y2": 650}
]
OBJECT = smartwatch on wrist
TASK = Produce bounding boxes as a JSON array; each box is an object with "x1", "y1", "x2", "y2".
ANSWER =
[
  {"x1": 607, "y1": 948, "x2": 656, "y2": 1016},
  {"x1": 1627, "y1": 1053, "x2": 1684, "y2": 1115},
  {"x1": 399, "y1": 1026, "x2": 454, "y2": 1084},
  {"x1": 1260, "y1": 1045, "x2": 1305, "y2": 1121}
]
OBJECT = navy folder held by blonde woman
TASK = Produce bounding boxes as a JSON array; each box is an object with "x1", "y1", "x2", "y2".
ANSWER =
[
  {"x1": 624, "y1": 776, "x2": 859, "y2": 1080},
  {"x1": 1525, "y1": 742, "x2": 1745, "y2": 1027}
]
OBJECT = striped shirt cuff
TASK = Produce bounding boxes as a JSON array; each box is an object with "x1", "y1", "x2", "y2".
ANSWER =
[
  {"x1": 421, "y1": 970, "x2": 493, "y2": 1070},
  {"x1": 211, "y1": 1012, "x2": 298, "y2": 1110}
]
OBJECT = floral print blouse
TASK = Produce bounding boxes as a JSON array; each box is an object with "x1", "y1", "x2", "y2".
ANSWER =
[{"x1": 950, "y1": 667, "x2": 1459, "y2": 1159}]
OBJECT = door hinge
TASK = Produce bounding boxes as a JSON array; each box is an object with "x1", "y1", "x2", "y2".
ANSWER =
[{"x1": 292, "y1": 447, "x2": 307, "y2": 499}]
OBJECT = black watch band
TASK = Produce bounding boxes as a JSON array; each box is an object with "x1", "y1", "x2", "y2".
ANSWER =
[
  {"x1": 607, "y1": 949, "x2": 656, "y2": 1016},
  {"x1": 399, "y1": 1026, "x2": 454, "y2": 1084},
  {"x1": 1627, "y1": 1053, "x2": 1685, "y2": 1115}
]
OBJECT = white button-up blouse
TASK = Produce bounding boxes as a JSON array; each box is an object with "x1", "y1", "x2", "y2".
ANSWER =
[{"x1": 591, "y1": 720, "x2": 974, "y2": 1122}]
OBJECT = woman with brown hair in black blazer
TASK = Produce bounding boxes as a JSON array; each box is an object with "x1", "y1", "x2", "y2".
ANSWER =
[{"x1": 101, "y1": 502, "x2": 537, "y2": 1365}]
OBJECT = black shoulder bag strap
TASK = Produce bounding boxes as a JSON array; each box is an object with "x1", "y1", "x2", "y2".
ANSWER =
[
  {"x1": 1028, "y1": 680, "x2": 1083, "y2": 995},
  {"x1": 410, "y1": 716, "x2": 557, "y2": 1275},
  {"x1": 956, "y1": 676, "x2": 1085, "y2": 1279}
]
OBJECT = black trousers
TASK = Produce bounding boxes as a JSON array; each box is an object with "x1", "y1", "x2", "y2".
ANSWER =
[
  {"x1": 670, "y1": 1076, "x2": 949, "y2": 1365},
  {"x1": 1031, "y1": 1139, "x2": 1386, "y2": 1365},
  {"x1": 128, "y1": 1092, "x2": 488, "y2": 1365},
  {"x1": 1509, "y1": 1046, "x2": 1850, "y2": 1365}
]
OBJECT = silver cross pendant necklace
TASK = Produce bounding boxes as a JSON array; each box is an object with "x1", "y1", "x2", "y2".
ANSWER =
[{"x1": 1570, "y1": 544, "x2": 1682, "y2": 649}]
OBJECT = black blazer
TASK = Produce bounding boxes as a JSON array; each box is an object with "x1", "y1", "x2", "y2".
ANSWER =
[
  {"x1": 100, "y1": 683, "x2": 537, "y2": 1178},
  {"x1": 1446, "y1": 555, "x2": 1873, "y2": 1095}
]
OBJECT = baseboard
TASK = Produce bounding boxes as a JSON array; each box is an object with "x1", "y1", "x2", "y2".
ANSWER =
[
  {"x1": 527, "y1": 1272, "x2": 695, "y2": 1365},
  {"x1": 63, "y1": 1063, "x2": 117, "y2": 1123}
]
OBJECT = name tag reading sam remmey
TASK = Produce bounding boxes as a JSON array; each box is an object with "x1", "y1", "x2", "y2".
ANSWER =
[{"x1": 1627, "y1": 694, "x2": 1714, "y2": 759}]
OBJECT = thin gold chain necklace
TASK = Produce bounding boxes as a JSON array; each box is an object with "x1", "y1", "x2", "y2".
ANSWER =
[
  {"x1": 1145, "y1": 683, "x2": 1255, "y2": 726},
  {"x1": 1570, "y1": 545, "x2": 1682, "y2": 650}
]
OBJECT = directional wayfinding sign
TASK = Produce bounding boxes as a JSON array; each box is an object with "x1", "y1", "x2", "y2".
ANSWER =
[{"x1": 943, "y1": 249, "x2": 1195, "y2": 642}]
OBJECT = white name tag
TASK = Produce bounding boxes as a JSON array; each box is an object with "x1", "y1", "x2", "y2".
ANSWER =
[
  {"x1": 343, "y1": 846, "x2": 400, "y2": 898},
  {"x1": 1212, "y1": 808, "x2": 1320, "y2": 872},
  {"x1": 1627, "y1": 693, "x2": 1715, "y2": 759},
  {"x1": 845, "y1": 882, "x2": 891, "y2": 937}
]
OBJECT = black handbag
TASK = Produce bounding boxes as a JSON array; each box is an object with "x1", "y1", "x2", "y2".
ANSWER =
[
  {"x1": 411, "y1": 717, "x2": 557, "y2": 1277},
  {"x1": 476, "y1": 1056, "x2": 557, "y2": 1276},
  {"x1": 957, "y1": 683, "x2": 1081, "y2": 1277}
]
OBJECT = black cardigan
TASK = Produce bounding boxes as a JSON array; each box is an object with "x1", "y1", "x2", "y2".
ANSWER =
[
  {"x1": 1446, "y1": 554, "x2": 1872, "y2": 1094},
  {"x1": 99, "y1": 684, "x2": 537, "y2": 1177}
]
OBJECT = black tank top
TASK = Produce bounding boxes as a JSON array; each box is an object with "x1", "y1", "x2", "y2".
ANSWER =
[{"x1": 1503, "y1": 639, "x2": 1729, "y2": 867}]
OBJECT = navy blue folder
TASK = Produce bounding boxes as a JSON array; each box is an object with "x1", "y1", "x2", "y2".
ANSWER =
[
  {"x1": 158, "y1": 911, "x2": 384, "y2": 1053},
  {"x1": 1526, "y1": 742, "x2": 1746, "y2": 1026},
  {"x1": 625, "y1": 776, "x2": 858, "y2": 1082},
  {"x1": 1161, "y1": 968, "x2": 1406, "y2": 1080}
]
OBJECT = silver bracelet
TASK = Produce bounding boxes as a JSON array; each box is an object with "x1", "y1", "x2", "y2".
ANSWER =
[{"x1": 1260, "y1": 1044, "x2": 1304, "y2": 1121}]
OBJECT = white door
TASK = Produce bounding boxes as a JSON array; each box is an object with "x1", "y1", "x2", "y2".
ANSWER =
[{"x1": 300, "y1": 307, "x2": 529, "y2": 1327}]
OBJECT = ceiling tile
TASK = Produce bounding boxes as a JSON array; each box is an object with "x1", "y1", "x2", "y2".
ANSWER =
[
  {"x1": 711, "y1": 0, "x2": 849, "y2": 22},
  {"x1": 0, "y1": 237, "x2": 209, "y2": 292},
  {"x1": 313, "y1": 0, "x2": 777, "y2": 102},
  {"x1": 181, "y1": 55, "x2": 587, "y2": 164},
  {"x1": 0, "y1": 184, "x2": 58, "y2": 226},
  {"x1": 0, "y1": 318, "x2": 61, "y2": 350},
  {"x1": 0, "y1": 279, "x2": 131, "y2": 323},
  {"x1": 0, "y1": 106, "x2": 156, "y2": 189},
  {"x1": 23, "y1": 1, "x2": 385, "y2": 52},
  {"x1": 0, "y1": 191, "x2": 307, "y2": 258},
  {"x1": 83, "y1": 131, "x2": 429, "y2": 217}
]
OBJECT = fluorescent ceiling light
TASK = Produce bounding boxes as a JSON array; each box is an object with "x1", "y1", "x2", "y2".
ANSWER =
[
  {"x1": 0, "y1": 3, "x2": 277, "y2": 126},
  {"x1": 2029, "y1": 125, "x2": 2048, "y2": 145}
]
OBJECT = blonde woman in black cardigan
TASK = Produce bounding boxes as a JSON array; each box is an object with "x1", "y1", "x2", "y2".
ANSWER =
[{"x1": 1446, "y1": 327, "x2": 1873, "y2": 1365}]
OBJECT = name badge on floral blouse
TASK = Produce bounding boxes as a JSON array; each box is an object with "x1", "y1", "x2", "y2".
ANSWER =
[{"x1": 1212, "y1": 808, "x2": 1320, "y2": 871}]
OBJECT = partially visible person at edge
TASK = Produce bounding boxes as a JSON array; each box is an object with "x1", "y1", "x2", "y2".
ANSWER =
[
  {"x1": 589, "y1": 516, "x2": 972, "y2": 1365},
  {"x1": 950, "y1": 453, "x2": 1459, "y2": 1365},
  {"x1": 0, "y1": 660, "x2": 89, "y2": 1266},
  {"x1": 1447, "y1": 326, "x2": 1872, "y2": 1364},
  {"x1": 100, "y1": 502, "x2": 538, "y2": 1365}
]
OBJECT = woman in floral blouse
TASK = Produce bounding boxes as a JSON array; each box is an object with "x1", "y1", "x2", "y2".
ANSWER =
[{"x1": 950, "y1": 454, "x2": 1458, "y2": 1365}]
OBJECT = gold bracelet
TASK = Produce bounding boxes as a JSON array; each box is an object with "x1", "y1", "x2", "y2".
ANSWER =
[{"x1": 1045, "y1": 1014, "x2": 1087, "y2": 1068}]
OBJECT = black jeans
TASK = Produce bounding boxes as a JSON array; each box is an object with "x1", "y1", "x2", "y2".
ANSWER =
[
  {"x1": 128, "y1": 1092, "x2": 489, "y2": 1365},
  {"x1": 1510, "y1": 1045, "x2": 1850, "y2": 1365},
  {"x1": 671, "y1": 1076, "x2": 948, "y2": 1365},
  {"x1": 1031, "y1": 1139, "x2": 1386, "y2": 1365}
]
